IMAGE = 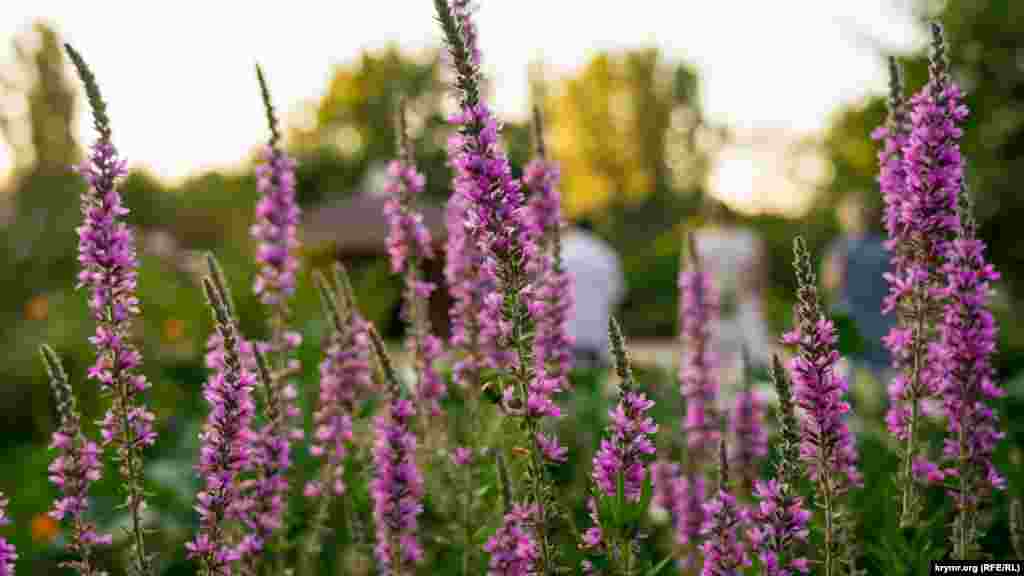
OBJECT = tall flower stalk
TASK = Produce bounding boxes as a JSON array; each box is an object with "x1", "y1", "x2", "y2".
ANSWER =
[
  {"x1": 749, "y1": 356, "x2": 811, "y2": 576},
  {"x1": 524, "y1": 111, "x2": 574, "y2": 435},
  {"x1": 187, "y1": 256, "x2": 259, "y2": 576},
  {"x1": 937, "y1": 189, "x2": 1005, "y2": 558},
  {"x1": 66, "y1": 43, "x2": 155, "y2": 576},
  {"x1": 0, "y1": 493, "x2": 15, "y2": 576},
  {"x1": 443, "y1": 140, "x2": 495, "y2": 574},
  {"x1": 445, "y1": 185, "x2": 499, "y2": 388},
  {"x1": 300, "y1": 264, "x2": 372, "y2": 572},
  {"x1": 582, "y1": 317, "x2": 658, "y2": 575},
  {"x1": 242, "y1": 65, "x2": 303, "y2": 574},
  {"x1": 783, "y1": 237, "x2": 860, "y2": 576},
  {"x1": 368, "y1": 327, "x2": 424, "y2": 575},
  {"x1": 876, "y1": 24, "x2": 966, "y2": 528},
  {"x1": 675, "y1": 237, "x2": 719, "y2": 552},
  {"x1": 483, "y1": 504, "x2": 541, "y2": 576},
  {"x1": 729, "y1": 350, "x2": 768, "y2": 496},
  {"x1": 699, "y1": 441, "x2": 750, "y2": 576},
  {"x1": 41, "y1": 345, "x2": 110, "y2": 576},
  {"x1": 434, "y1": 1, "x2": 563, "y2": 571},
  {"x1": 679, "y1": 237, "x2": 721, "y2": 461},
  {"x1": 385, "y1": 103, "x2": 445, "y2": 416}
]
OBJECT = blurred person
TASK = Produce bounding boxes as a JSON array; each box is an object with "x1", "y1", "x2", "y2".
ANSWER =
[
  {"x1": 560, "y1": 215, "x2": 625, "y2": 371},
  {"x1": 823, "y1": 191, "x2": 897, "y2": 412},
  {"x1": 690, "y1": 199, "x2": 774, "y2": 392}
]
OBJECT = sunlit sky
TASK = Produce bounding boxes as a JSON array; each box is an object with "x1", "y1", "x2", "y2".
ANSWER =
[{"x1": 0, "y1": 1, "x2": 924, "y2": 214}]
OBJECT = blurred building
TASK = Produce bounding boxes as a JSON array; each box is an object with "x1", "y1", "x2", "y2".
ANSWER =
[{"x1": 302, "y1": 193, "x2": 451, "y2": 338}]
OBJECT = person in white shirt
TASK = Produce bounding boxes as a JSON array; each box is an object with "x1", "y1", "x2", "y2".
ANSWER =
[{"x1": 559, "y1": 217, "x2": 625, "y2": 370}]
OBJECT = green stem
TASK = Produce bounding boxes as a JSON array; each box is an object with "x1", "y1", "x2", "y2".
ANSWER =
[
  {"x1": 299, "y1": 468, "x2": 335, "y2": 576},
  {"x1": 823, "y1": 478, "x2": 834, "y2": 576},
  {"x1": 954, "y1": 423, "x2": 969, "y2": 559},
  {"x1": 622, "y1": 530, "x2": 636, "y2": 576},
  {"x1": 506, "y1": 258, "x2": 556, "y2": 575},
  {"x1": 900, "y1": 297, "x2": 927, "y2": 528},
  {"x1": 462, "y1": 461, "x2": 473, "y2": 575},
  {"x1": 105, "y1": 303, "x2": 151, "y2": 576}
]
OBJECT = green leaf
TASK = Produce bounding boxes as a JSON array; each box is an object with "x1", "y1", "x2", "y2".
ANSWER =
[
  {"x1": 586, "y1": 553, "x2": 611, "y2": 573},
  {"x1": 645, "y1": 555, "x2": 674, "y2": 576},
  {"x1": 615, "y1": 471, "x2": 626, "y2": 528},
  {"x1": 624, "y1": 472, "x2": 655, "y2": 525},
  {"x1": 473, "y1": 523, "x2": 495, "y2": 541},
  {"x1": 597, "y1": 493, "x2": 616, "y2": 533}
]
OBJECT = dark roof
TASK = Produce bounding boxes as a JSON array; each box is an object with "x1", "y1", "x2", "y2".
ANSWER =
[{"x1": 302, "y1": 193, "x2": 448, "y2": 255}]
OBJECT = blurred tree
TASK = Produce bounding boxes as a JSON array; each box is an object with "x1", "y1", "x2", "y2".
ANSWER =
[
  {"x1": 0, "y1": 21, "x2": 84, "y2": 289},
  {"x1": 547, "y1": 49, "x2": 710, "y2": 228},
  {"x1": 546, "y1": 49, "x2": 716, "y2": 336},
  {"x1": 288, "y1": 45, "x2": 455, "y2": 205},
  {"x1": 0, "y1": 21, "x2": 79, "y2": 176},
  {"x1": 0, "y1": 22, "x2": 87, "y2": 407}
]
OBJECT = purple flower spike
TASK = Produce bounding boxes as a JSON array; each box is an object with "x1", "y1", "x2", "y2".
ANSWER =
[
  {"x1": 251, "y1": 145, "x2": 300, "y2": 307},
  {"x1": 750, "y1": 479, "x2": 812, "y2": 576},
  {"x1": 748, "y1": 355, "x2": 812, "y2": 576},
  {"x1": 250, "y1": 142, "x2": 305, "y2": 438},
  {"x1": 871, "y1": 56, "x2": 912, "y2": 253},
  {"x1": 784, "y1": 237, "x2": 860, "y2": 575},
  {"x1": 187, "y1": 272, "x2": 257, "y2": 576},
  {"x1": 66, "y1": 42, "x2": 155, "y2": 575},
  {"x1": 385, "y1": 118, "x2": 446, "y2": 415},
  {"x1": 240, "y1": 387, "x2": 292, "y2": 563},
  {"x1": 307, "y1": 295, "x2": 371, "y2": 499},
  {"x1": 445, "y1": 190, "x2": 503, "y2": 385},
  {"x1": 938, "y1": 192, "x2": 1006, "y2": 558},
  {"x1": 675, "y1": 472, "x2": 708, "y2": 549},
  {"x1": 484, "y1": 504, "x2": 540, "y2": 576},
  {"x1": 527, "y1": 232, "x2": 574, "y2": 427},
  {"x1": 784, "y1": 238, "x2": 860, "y2": 489},
  {"x1": 0, "y1": 493, "x2": 16, "y2": 576},
  {"x1": 876, "y1": 25, "x2": 969, "y2": 528},
  {"x1": 367, "y1": 328, "x2": 424, "y2": 575},
  {"x1": 524, "y1": 148, "x2": 574, "y2": 435},
  {"x1": 235, "y1": 68, "x2": 305, "y2": 572},
  {"x1": 584, "y1": 318, "x2": 659, "y2": 562},
  {"x1": 372, "y1": 397, "x2": 424, "y2": 574},
  {"x1": 383, "y1": 159, "x2": 434, "y2": 276},
  {"x1": 700, "y1": 442, "x2": 751, "y2": 576},
  {"x1": 41, "y1": 345, "x2": 110, "y2": 576},
  {"x1": 679, "y1": 241, "x2": 721, "y2": 463},
  {"x1": 450, "y1": 0, "x2": 481, "y2": 68},
  {"x1": 438, "y1": 2, "x2": 537, "y2": 371},
  {"x1": 729, "y1": 383, "x2": 769, "y2": 493},
  {"x1": 299, "y1": 265, "x2": 376, "y2": 564},
  {"x1": 592, "y1": 390, "x2": 658, "y2": 502},
  {"x1": 447, "y1": 103, "x2": 530, "y2": 265},
  {"x1": 522, "y1": 157, "x2": 563, "y2": 256},
  {"x1": 444, "y1": 107, "x2": 530, "y2": 376}
]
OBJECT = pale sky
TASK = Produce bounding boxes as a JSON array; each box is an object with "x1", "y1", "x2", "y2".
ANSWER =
[{"x1": 0, "y1": 0, "x2": 924, "y2": 213}]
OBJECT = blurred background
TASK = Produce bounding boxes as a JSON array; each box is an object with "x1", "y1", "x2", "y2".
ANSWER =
[{"x1": 1, "y1": 0, "x2": 1023, "y2": 573}]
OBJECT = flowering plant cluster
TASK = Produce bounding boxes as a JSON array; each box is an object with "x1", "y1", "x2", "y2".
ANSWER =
[
  {"x1": 873, "y1": 22, "x2": 1007, "y2": 556},
  {"x1": 0, "y1": 9, "x2": 1010, "y2": 576}
]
